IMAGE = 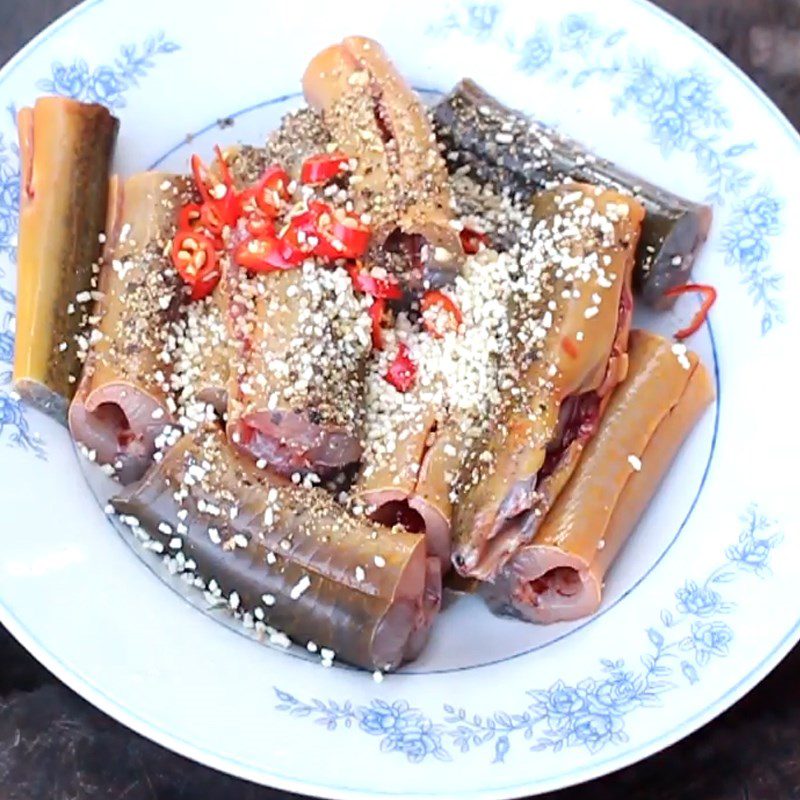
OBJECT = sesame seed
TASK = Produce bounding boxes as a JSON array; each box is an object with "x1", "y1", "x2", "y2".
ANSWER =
[
  {"x1": 290, "y1": 575, "x2": 311, "y2": 600},
  {"x1": 627, "y1": 455, "x2": 642, "y2": 472}
]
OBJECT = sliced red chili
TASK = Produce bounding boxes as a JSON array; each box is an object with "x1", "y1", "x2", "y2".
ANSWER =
[
  {"x1": 369, "y1": 298, "x2": 386, "y2": 350},
  {"x1": 331, "y1": 214, "x2": 371, "y2": 258},
  {"x1": 234, "y1": 236, "x2": 299, "y2": 273},
  {"x1": 663, "y1": 283, "x2": 717, "y2": 340},
  {"x1": 171, "y1": 231, "x2": 219, "y2": 300},
  {"x1": 300, "y1": 151, "x2": 349, "y2": 185},
  {"x1": 460, "y1": 227, "x2": 490, "y2": 255},
  {"x1": 421, "y1": 290, "x2": 463, "y2": 337},
  {"x1": 278, "y1": 224, "x2": 314, "y2": 265},
  {"x1": 561, "y1": 336, "x2": 579, "y2": 358},
  {"x1": 255, "y1": 166, "x2": 291, "y2": 216},
  {"x1": 191, "y1": 154, "x2": 215, "y2": 204},
  {"x1": 178, "y1": 203, "x2": 203, "y2": 233},
  {"x1": 199, "y1": 198, "x2": 240, "y2": 237},
  {"x1": 245, "y1": 214, "x2": 275, "y2": 238},
  {"x1": 385, "y1": 343, "x2": 417, "y2": 392},
  {"x1": 348, "y1": 265, "x2": 403, "y2": 300},
  {"x1": 214, "y1": 145, "x2": 235, "y2": 188}
]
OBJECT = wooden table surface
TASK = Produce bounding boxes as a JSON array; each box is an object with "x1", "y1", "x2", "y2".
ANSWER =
[{"x1": 1, "y1": 1, "x2": 799, "y2": 798}]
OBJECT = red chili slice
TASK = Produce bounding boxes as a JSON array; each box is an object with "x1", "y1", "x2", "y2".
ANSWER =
[
  {"x1": 277, "y1": 224, "x2": 314, "y2": 265},
  {"x1": 385, "y1": 343, "x2": 417, "y2": 392},
  {"x1": 234, "y1": 236, "x2": 299, "y2": 273},
  {"x1": 300, "y1": 151, "x2": 349, "y2": 185},
  {"x1": 331, "y1": 215, "x2": 371, "y2": 258},
  {"x1": 348, "y1": 265, "x2": 403, "y2": 300},
  {"x1": 246, "y1": 214, "x2": 275, "y2": 238},
  {"x1": 663, "y1": 283, "x2": 718, "y2": 340},
  {"x1": 214, "y1": 145, "x2": 235, "y2": 188},
  {"x1": 369, "y1": 298, "x2": 386, "y2": 350},
  {"x1": 256, "y1": 166, "x2": 291, "y2": 216},
  {"x1": 171, "y1": 231, "x2": 219, "y2": 300},
  {"x1": 459, "y1": 227, "x2": 490, "y2": 255},
  {"x1": 190, "y1": 154, "x2": 214, "y2": 204},
  {"x1": 178, "y1": 203, "x2": 203, "y2": 232},
  {"x1": 421, "y1": 290, "x2": 463, "y2": 337},
  {"x1": 199, "y1": 197, "x2": 240, "y2": 236}
]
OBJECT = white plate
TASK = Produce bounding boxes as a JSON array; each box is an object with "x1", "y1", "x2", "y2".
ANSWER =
[{"x1": 0, "y1": 1, "x2": 798, "y2": 797}]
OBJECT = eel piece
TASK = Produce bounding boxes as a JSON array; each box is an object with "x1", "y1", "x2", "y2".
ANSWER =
[
  {"x1": 433, "y1": 79, "x2": 712, "y2": 307},
  {"x1": 68, "y1": 172, "x2": 192, "y2": 483},
  {"x1": 303, "y1": 36, "x2": 464, "y2": 289},
  {"x1": 452, "y1": 183, "x2": 645, "y2": 580},
  {"x1": 113, "y1": 427, "x2": 442, "y2": 671},
  {"x1": 483, "y1": 330, "x2": 714, "y2": 623},
  {"x1": 14, "y1": 97, "x2": 118, "y2": 422}
]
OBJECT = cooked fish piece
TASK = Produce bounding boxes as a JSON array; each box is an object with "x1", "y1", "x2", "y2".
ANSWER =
[
  {"x1": 483, "y1": 330, "x2": 714, "y2": 623},
  {"x1": 433, "y1": 79, "x2": 712, "y2": 307},
  {"x1": 113, "y1": 427, "x2": 441, "y2": 671},
  {"x1": 303, "y1": 36, "x2": 464, "y2": 289},
  {"x1": 14, "y1": 97, "x2": 118, "y2": 422},
  {"x1": 452, "y1": 184, "x2": 645, "y2": 580},
  {"x1": 68, "y1": 172, "x2": 192, "y2": 483}
]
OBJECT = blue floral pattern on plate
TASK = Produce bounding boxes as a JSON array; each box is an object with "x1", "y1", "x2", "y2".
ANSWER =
[
  {"x1": 275, "y1": 506, "x2": 781, "y2": 763},
  {"x1": 428, "y1": 4, "x2": 785, "y2": 334},
  {"x1": 36, "y1": 32, "x2": 179, "y2": 109},
  {"x1": 0, "y1": 32, "x2": 179, "y2": 456}
]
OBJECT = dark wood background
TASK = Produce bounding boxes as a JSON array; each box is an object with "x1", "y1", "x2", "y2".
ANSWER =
[{"x1": 1, "y1": 1, "x2": 799, "y2": 798}]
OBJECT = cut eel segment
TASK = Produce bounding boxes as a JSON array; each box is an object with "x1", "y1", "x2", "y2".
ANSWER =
[
  {"x1": 14, "y1": 97, "x2": 119, "y2": 423},
  {"x1": 302, "y1": 36, "x2": 464, "y2": 288},
  {"x1": 483, "y1": 330, "x2": 714, "y2": 623},
  {"x1": 225, "y1": 263, "x2": 370, "y2": 477},
  {"x1": 433, "y1": 79, "x2": 712, "y2": 308},
  {"x1": 452, "y1": 184, "x2": 645, "y2": 580},
  {"x1": 112, "y1": 427, "x2": 441, "y2": 671},
  {"x1": 68, "y1": 172, "x2": 193, "y2": 483},
  {"x1": 357, "y1": 398, "x2": 460, "y2": 574}
]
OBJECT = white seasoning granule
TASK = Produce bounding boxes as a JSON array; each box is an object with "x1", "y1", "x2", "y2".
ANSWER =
[
  {"x1": 229, "y1": 591, "x2": 241, "y2": 610},
  {"x1": 307, "y1": 641, "x2": 319, "y2": 653},
  {"x1": 169, "y1": 537, "x2": 182, "y2": 550},
  {"x1": 374, "y1": 555, "x2": 386, "y2": 568},
  {"x1": 373, "y1": 671, "x2": 384, "y2": 683},
  {"x1": 627, "y1": 454, "x2": 642, "y2": 472},
  {"x1": 290, "y1": 575, "x2": 311, "y2": 600},
  {"x1": 208, "y1": 527, "x2": 221, "y2": 544},
  {"x1": 584, "y1": 306, "x2": 599, "y2": 319},
  {"x1": 158, "y1": 522, "x2": 173, "y2": 536},
  {"x1": 266, "y1": 551, "x2": 278, "y2": 565},
  {"x1": 262, "y1": 593, "x2": 276, "y2": 607},
  {"x1": 355, "y1": 566, "x2": 366, "y2": 582}
]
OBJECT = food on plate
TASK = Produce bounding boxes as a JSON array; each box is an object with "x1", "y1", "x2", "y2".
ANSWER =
[
  {"x1": 225, "y1": 258, "x2": 372, "y2": 478},
  {"x1": 113, "y1": 427, "x2": 441, "y2": 671},
  {"x1": 482, "y1": 330, "x2": 714, "y2": 623},
  {"x1": 20, "y1": 36, "x2": 717, "y2": 671},
  {"x1": 68, "y1": 172, "x2": 193, "y2": 483},
  {"x1": 433, "y1": 79, "x2": 713, "y2": 308},
  {"x1": 303, "y1": 36, "x2": 464, "y2": 290},
  {"x1": 451, "y1": 184, "x2": 645, "y2": 581},
  {"x1": 14, "y1": 97, "x2": 118, "y2": 422}
]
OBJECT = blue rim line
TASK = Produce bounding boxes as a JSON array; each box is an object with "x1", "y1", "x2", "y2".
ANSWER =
[{"x1": 0, "y1": 0, "x2": 795, "y2": 797}]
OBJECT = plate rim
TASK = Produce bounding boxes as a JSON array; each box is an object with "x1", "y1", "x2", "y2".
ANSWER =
[{"x1": 0, "y1": 0, "x2": 798, "y2": 798}]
